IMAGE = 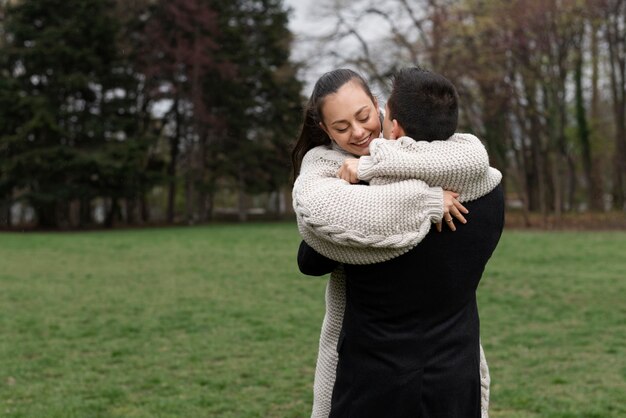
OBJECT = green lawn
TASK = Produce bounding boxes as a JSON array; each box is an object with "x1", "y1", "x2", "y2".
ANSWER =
[{"x1": 1, "y1": 224, "x2": 625, "y2": 417}]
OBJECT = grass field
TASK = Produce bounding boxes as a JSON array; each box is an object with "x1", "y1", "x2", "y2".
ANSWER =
[{"x1": 1, "y1": 223, "x2": 625, "y2": 417}]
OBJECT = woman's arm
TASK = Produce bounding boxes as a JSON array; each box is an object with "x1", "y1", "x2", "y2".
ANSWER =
[
  {"x1": 358, "y1": 133, "x2": 488, "y2": 182},
  {"x1": 293, "y1": 146, "x2": 444, "y2": 250},
  {"x1": 354, "y1": 133, "x2": 502, "y2": 202}
]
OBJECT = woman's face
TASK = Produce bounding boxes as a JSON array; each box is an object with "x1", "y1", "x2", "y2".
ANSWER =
[{"x1": 319, "y1": 81, "x2": 381, "y2": 156}]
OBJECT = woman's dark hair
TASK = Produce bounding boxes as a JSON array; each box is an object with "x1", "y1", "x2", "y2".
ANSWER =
[
  {"x1": 291, "y1": 69, "x2": 376, "y2": 179},
  {"x1": 387, "y1": 67, "x2": 458, "y2": 141}
]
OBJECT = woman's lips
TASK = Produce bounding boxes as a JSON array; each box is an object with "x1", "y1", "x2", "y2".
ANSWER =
[{"x1": 353, "y1": 134, "x2": 372, "y2": 147}]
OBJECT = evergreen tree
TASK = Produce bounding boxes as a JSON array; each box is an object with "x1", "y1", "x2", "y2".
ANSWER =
[
  {"x1": 0, "y1": 0, "x2": 158, "y2": 227},
  {"x1": 0, "y1": 0, "x2": 303, "y2": 227},
  {"x1": 209, "y1": 0, "x2": 303, "y2": 220},
  {"x1": 136, "y1": 0, "x2": 303, "y2": 222}
]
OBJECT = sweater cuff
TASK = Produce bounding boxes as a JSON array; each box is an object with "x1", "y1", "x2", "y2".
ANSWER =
[
  {"x1": 357, "y1": 156, "x2": 377, "y2": 181},
  {"x1": 423, "y1": 186, "x2": 444, "y2": 223}
]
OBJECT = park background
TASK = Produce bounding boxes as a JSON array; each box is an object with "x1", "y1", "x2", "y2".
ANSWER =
[{"x1": 0, "y1": 0, "x2": 625, "y2": 417}]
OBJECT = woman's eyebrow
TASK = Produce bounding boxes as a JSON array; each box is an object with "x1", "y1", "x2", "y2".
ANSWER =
[
  {"x1": 355, "y1": 106, "x2": 370, "y2": 117},
  {"x1": 331, "y1": 106, "x2": 369, "y2": 126}
]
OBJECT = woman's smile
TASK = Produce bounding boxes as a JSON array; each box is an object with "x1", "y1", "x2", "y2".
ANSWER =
[{"x1": 353, "y1": 133, "x2": 373, "y2": 147}]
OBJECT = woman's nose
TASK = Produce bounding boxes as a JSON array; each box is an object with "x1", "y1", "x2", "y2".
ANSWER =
[{"x1": 352, "y1": 123, "x2": 365, "y2": 138}]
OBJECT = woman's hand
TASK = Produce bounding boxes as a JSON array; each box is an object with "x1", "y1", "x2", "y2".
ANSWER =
[
  {"x1": 436, "y1": 191, "x2": 469, "y2": 232},
  {"x1": 337, "y1": 158, "x2": 360, "y2": 183}
]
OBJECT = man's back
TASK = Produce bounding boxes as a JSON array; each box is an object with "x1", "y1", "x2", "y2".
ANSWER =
[{"x1": 330, "y1": 184, "x2": 504, "y2": 418}]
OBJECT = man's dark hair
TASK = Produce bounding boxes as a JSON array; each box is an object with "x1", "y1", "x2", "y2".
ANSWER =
[{"x1": 387, "y1": 67, "x2": 458, "y2": 141}]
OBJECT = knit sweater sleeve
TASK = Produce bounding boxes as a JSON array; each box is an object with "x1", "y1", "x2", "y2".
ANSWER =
[
  {"x1": 293, "y1": 146, "x2": 444, "y2": 250},
  {"x1": 358, "y1": 133, "x2": 501, "y2": 202}
]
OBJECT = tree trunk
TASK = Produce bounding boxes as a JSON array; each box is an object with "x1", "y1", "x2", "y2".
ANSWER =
[
  {"x1": 613, "y1": 151, "x2": 625, "y2": 210},
  {"x1": 237, "y1": 167, "x2": 248, "y2": 222},
  {"x1": 197, "y1": 177, "x2": 215, "y2": 223},
  {"x1": 589, "y1": 21, "x2": 606, "y2": 210},
  {"x1": 559, "y1": 83, "x2": 576, "y2": 214},
  {"x1": 167, "y1": 97, "x2": 181, "y2": 224},
  {"x1": 185, "y1": 167, "x2": 195, "y2": 225},
  {"x1": 140, "y1": 194, "x2": 150, "y2": 224},
  {"x1": 36, "y1": 201, "x2": 58, "y2": 229},
  {"x1": 591, "y1": 21, "x2": 600, "y2": 120},
  {"x1": 526, "y1": 88, "x2": 547, "y2": 215},
  {"x1": 197, "y1": 188, "x2": 206, "y2": 223},
  {"x1": 575, "y1": 47, "x2": 602, "y2": 211},
  {"x1": 611, "y1": 90, "x2": 626, "y2": 210},
  {"x1": 511, "y1": 148, "x2": 532, "y2": 227},
  {"x1": 605, "y1": 2, "x2": 626, "y2": 209},
  {"x1": 126, "y1": 198, "x2": 137, "y2": 225},
  {"x1": 282, "y1": 187, "x2": 294, "y2": 216},
  {"x1": 479, "y1": 83, "x2": 509, "y2": 176},
  {"x1": 0, "y1": 199, "x2": 10, "y2": 228},
  {"x1": 551, "y1": 153, "x2": 562, "y2": 226},
  {"x1": 105, "y1": 198, "x2": 120, "y2": 228},
  {"x1": 79, "y1": 197, "x2": 92, "y2": 227},
  {"x1": 206, "y1": 189, "x2": 215, "y2": 222},
  {"x1": 271, "y1": 187, "x2": 281, "y2": 220}
]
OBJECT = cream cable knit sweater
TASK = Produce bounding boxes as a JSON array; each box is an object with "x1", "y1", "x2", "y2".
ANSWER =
[
  {"x1": 294, "y1": 134, "x2": 502, "y2": 265},
  {"x1": 294, "y1": 133, "x2": 501, "y2": 418},
  {"x1": 294, "y1": 147, "x2": 444, "y2": 265}
]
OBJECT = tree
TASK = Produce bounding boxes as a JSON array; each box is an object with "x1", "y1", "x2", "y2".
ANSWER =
[
  {"x1": 125, "y1": 0, "x2": 303, "y2": 224},
  {"x1": 0, "y1": 0, "x2": 305, "y2": 228},
  {"x1": 198, "y1": 0, "x2": 302, "y2": 221},
  {"x1": 304, "y1": 0, "x2": 624, "y2": 219},
  {"x1": 0, "y1": 0, "x2": 167, "y2": 228},
  {"x1": 573, "y1": 15, "x2": 603, "y2": 211},
  {"x1": 1, "y1": 0, "x2": 129, "y2": 227},
  {"x1": 136, "y1": 0, "x2": 227, "y2": 223},
  {"x1": 599, "y1": 0, "x2": 626, "y2": 209}
]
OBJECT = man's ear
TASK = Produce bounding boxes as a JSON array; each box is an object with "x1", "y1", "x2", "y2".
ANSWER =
[{"x1": 392, "y1": 119, "x2": 405, "y2": 139}]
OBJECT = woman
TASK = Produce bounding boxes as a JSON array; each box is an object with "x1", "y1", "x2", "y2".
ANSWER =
[{"x1": 292, "y1": 69, "x2": 501, "y2": 417}]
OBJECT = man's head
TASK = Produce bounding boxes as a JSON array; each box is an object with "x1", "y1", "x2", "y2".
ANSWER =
[{"x1": 383, "y1": 67, "x2": 458, "y2": 141}]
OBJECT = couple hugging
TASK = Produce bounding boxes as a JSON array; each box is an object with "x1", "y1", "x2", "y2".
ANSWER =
[{"x1": 292, "y1": 67, "x2": 504, "y2": 418}]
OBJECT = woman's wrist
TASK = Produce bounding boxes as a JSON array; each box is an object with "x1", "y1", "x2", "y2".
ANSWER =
[{"x1": 356, "y1": 156, "x2": 376, "y2": 181}]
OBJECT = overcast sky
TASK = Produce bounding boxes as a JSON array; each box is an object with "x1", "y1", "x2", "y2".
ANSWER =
[
  {"x1": 282, "y1": 0, "x2": 392, "y2": 96},
  {"x1": 283, "y1": 0, "x2": 381, "y2": 94},
  {"x1": 284, "y1": 0, "x2": 317, "y2": 33},
  {"x1": 283, "y1": 0, "x2": 330, "y2": 94}
]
